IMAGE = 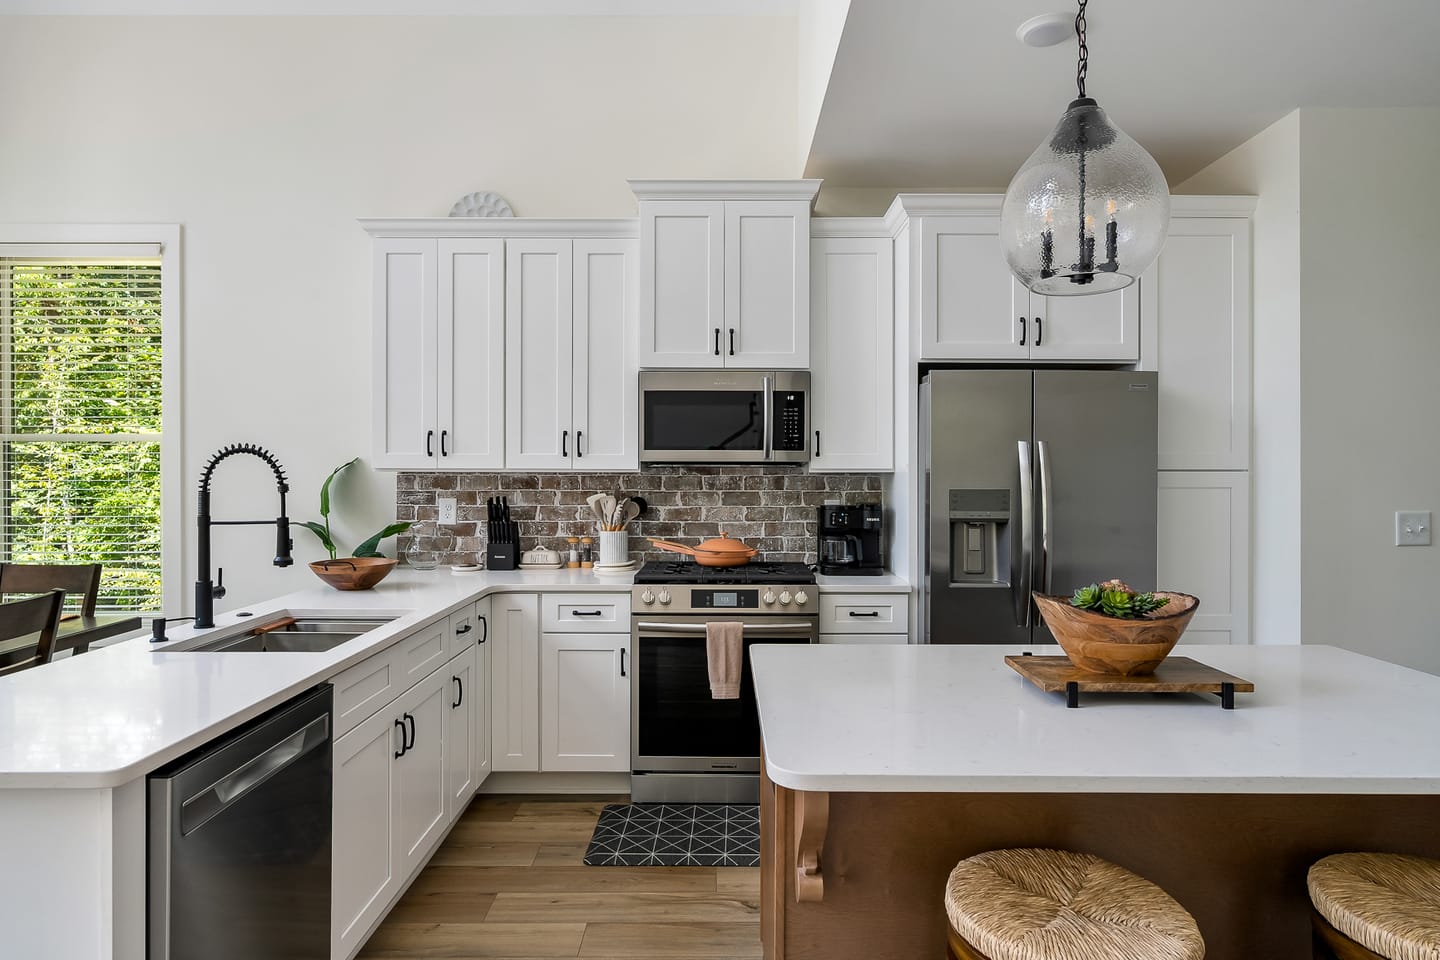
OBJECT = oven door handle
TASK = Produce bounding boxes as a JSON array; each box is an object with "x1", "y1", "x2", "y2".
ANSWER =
[{"x1": 635, "y1": 621, "x2": 815, "y2": 634}]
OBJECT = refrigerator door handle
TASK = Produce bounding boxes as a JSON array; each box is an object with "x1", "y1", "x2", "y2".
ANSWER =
[
  {"x1": 1017, "y1": 440, "x2": 1033, "y2": 628},
  {"x1": 1037, "y1": 439, "x2": 1054, "y2": 595}
]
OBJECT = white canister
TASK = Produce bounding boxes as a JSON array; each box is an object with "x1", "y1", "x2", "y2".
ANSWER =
[{"x1": 598, "y1": 530, "x2": 628, "y2": 565}]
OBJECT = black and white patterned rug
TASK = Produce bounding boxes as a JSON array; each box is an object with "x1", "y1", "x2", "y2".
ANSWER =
[{"x1": 583, "y1": 803, "x2": 760, "y2": 867}]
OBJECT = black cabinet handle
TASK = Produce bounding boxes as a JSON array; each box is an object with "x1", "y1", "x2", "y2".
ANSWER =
[
  {"x1": 440, "y1": 429, "x2": 448, "y2": 457},
  {"x1": 394, "y1": 718, "x2": 407, "y2": 758},
  {"x1": 561, "y1": 429, "x2": 568, "y2": 458},
  {"x1": 404, "y1": 713, "x2": 415, "y2": 751},
  {"x1": 452, "y1": 675, "x2": 463, "y2": 709},
  {"x1": 572, "y1": 609, "x2": 603, "y2": 617},
  {"x1": 620, "y1": 647, "x2": 627, "y2": 677},
  {"x1": 848, "y1": 610, "x2": 882, "y2": 618},
  {"x1": 815, "y1": 430, "x2": 821, "y2": 457},
  {"x1": 478, "y1": 614, "x2": 487, "y2": 644},
  {"x1": 1035, "y1": 317, "x2": 1043, "y2": 346},
  {"x1": 576, "y1": 430, "x2": 583, "y2": 458},
  {"x1": 729, "y1": 328, "x2": 736, "y2": 356},
  {"x1": 455, "y1": 623, "x2": 472, "y2": 636},
  {"x1": 1018, "y1": 316, "x2": 1026, "y2": 346},
  {"x1": 714, "y1": 328, "x2": 721, "y2": 356},
  {"x1": 425, "y1": 429, "x2": 434, "y2": 457}
]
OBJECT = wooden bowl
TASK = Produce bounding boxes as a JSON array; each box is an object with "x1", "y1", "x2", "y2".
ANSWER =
[
  {"x1": 1032, "y1": 592, "x2": 1200, "y2": 675},
  {"x1": 309, "y1": 557, "x2": 397, "y2": 591}
]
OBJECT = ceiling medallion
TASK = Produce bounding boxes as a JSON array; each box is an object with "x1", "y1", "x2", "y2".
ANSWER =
[{"x1": 1001, "y1": 0, "x2": 1169, "y2": 296}]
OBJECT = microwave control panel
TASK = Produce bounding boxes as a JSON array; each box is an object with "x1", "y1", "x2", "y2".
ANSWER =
[{"x1": 773, "y1": 392, "x2": 806, "y2": 452}]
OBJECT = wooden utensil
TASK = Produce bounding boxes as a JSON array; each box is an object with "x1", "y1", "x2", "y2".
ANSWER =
[
  {"x1": 586, "y1": 493, "x2": 609, "y2": 525},
  {"x1": 620, "y1": 500, "x2": 640, "y2": 530}
]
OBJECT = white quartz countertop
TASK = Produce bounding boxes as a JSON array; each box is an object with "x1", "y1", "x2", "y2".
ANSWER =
[
  {"x1": 813, "y1": 573, "x2": 910, "y2": 593},
  {"x1": 753, "y1": 644, "x2": 1440, "y2": 795},
  {"x1": 0, "y1": 568, "x2": 634, "y2": 788}
]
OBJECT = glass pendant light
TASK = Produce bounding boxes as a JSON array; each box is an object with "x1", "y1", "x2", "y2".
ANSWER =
[{"x1": 1001, "y1": 0, "x2": 1169, "y2": 295}]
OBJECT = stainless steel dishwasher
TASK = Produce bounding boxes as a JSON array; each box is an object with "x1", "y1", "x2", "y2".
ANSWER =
[{"x1": 148, "y1": 685, "x2": 332, "y2": 960}]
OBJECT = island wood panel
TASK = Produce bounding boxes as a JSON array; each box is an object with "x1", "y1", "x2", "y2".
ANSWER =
[{"x1": 759, "y1": 782, "x2": 1440, "y2": 960}]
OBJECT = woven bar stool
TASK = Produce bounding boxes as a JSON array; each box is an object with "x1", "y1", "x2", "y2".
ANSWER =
[
  {"x1": 1308, "y1": 852, "x2": 1440, "y2": 959},
  {"x1": 943, "y1": 848, "x2": 1205, "y2": 960}
]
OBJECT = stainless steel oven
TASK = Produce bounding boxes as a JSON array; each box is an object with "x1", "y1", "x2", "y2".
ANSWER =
[
  {"x1": 630, "y1": 578, "x2": 817, "y2": 803},
  {"x1": 640, "y1": 370, "x2": 810, "y2": 464}
]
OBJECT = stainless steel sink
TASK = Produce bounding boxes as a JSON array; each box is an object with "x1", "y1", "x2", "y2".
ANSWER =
[{"x1": 182, "y1": 617, "x2": 394, "y2": 653}]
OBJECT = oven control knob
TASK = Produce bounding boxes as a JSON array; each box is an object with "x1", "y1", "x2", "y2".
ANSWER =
[
  {"x1": 778, "y1": 591, "x2": 792, "y2": 605},
  {"x1": 794, "y1": 590, "x2": 809, "y2": 606},
  {"x1": 640, "y1": 589, "x2": 655, "y2": 605},
  {"x1": 762, "y1": 591, "x2": 776, "y2": 605},
  {"x1": 657, "y1": 590, "x2": 672, "y2": 606}
]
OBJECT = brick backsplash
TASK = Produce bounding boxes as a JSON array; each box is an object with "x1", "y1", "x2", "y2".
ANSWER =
[{"x1": 395, "y1": 466, "x2": 884, "y2": 567}]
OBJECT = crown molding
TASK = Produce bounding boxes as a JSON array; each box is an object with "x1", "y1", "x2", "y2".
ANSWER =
[
  {"x1": 628, "y1": 179, "x2": 822, "y2": 204},
  {"x1": 359, "y1": 218, "x2": 637, "y2": 238},
  {"x1": 809, "y1": 217, "x2": 890, "y2": 239}
]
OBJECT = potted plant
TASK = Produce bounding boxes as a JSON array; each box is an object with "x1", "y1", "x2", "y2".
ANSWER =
[
  {"x1": 296, "y1": 458, "x2": 411, "y2": 590},
  {"x1": 1032, "y1": 579, "x2": 1199, "y2": 675}
]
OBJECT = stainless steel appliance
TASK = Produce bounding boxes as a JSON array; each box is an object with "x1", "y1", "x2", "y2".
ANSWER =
[
  {"x1": 817, "y1": 503, "x2": 885, "y2": 576},
  {"x1": 148, "y1": 685, "x2": 332, "y2": 960},
  {"x1": 920, "y1": 369, "x2": 1158, "y2": 644},
  {"x1": 631, "y1": 561, "x2": 818, "y2": 802},
  {"x1": 640, "y1": 370, "x2": 810, "y2": 464}
]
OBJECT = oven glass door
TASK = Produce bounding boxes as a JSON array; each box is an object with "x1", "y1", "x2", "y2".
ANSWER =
[
  {"x1": 633, "y1": 620, "x2": 814, "y2": 770},
  {"x1": 642, "y1": 388, "x2": 764, "y2": 457}
]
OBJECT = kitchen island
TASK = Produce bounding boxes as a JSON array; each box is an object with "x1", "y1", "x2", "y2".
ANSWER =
[{"x1": 752, "y1": 643, "x2": 1440, "y2": 960}]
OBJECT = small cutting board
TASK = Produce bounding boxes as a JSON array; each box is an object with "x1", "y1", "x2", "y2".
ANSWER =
[{"x1": 1006, "y1": 655, "x2": 1255, "y2": 709}]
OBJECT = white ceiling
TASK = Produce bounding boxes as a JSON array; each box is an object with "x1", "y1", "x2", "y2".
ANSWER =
[{"x1": 807, "y1": 0, "x2": 1440, "y2": 188}]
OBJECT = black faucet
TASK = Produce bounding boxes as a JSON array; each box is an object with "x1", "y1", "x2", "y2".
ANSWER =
[{"x1": 195, "y1": 444, "x2": 293, "y2": 629}]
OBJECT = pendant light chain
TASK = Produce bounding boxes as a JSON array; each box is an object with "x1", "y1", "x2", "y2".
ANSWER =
[{"x1": 1075, "y1": 0, "x2": 1089, "y2": 98}]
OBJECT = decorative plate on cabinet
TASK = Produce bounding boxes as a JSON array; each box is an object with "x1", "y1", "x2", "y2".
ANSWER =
[{"x1": 448, "y1": 191, "x2": 515, "y2": 218}]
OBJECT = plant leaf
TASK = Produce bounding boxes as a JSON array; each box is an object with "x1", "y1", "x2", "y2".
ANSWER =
[
  {"x1": 319, "y1": 457, "x2": 359, "y2": 518},
  {"x1": 294, "y1": 520, "x2": 336, "y2": 554},
  {"x1": 353, "y1": 521, "x2": 412, "y2": 558}
]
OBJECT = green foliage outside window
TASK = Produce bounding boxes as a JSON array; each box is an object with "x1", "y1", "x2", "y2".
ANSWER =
[{"x1": 2, "y1": 262, "x2": 163, "y2": 611}]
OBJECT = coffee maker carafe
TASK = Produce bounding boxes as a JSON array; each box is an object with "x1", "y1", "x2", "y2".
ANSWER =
[{"x1": 817, "y1": 503, "x2": 884, "y2": 576}]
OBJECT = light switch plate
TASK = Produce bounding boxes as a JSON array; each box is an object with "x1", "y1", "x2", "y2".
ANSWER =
[
  {"x1": 1395, "y1": 511, "x2": 1431, "y2": 546},
  {"x1": 437, "y1": 497, "x2": 457, "y2": 526}
]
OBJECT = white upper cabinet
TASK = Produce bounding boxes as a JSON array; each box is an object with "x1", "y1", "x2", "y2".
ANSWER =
[
  {"x1": 1145, "y1": 213, "x2": 1253, "y2": 470},
  {"x1": 505, "y1": 237, "x2": 638, "y2": 472},
  {"x1": 371, "y1": 237, "x2": 504, "y2": 469},
  {"x1": 810, "y1": 234, "x2": 894, "y2": 472},
  {"x1": 1030, "y1": 283, "x2": 1139, "y2": 362},
  {"x1": 632, "y1": 181, "x2": 820, "y2": 370},
  {"x1": 1159, "y1": 470, "x2": 1250, "y2": 645}
]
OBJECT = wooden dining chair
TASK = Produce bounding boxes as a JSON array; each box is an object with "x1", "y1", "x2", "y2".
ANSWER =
[
  {"x1": 0, "y1": 589, "x2": 67, "y2": 676},
  {"x1": 0, "y1": 563, "x2": 103, "y2": 616}
]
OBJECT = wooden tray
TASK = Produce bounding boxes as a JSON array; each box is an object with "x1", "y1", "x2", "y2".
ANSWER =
[{"x1": 1005, "y1": 655, "x2": 1255, "y2": 709}]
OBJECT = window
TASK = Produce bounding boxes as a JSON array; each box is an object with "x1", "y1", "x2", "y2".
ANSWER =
[{"x1": 1, "y1": 252, "x2": 165, "y2": 612}]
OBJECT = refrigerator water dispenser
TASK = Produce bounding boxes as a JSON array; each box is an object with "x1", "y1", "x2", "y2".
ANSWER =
[{"x1": 948, "y1": 489, "x2": 1011, "y2": 585}]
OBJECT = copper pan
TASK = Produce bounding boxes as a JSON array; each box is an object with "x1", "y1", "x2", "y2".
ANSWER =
[{"x1": 647, "y1": 532, "x2": 758, "y2": 568}]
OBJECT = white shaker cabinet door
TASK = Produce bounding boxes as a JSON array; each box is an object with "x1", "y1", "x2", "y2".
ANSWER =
[
  {"x1": 639, "y1": 201, "x2": 725, "y2": 368},
  {"x1": 1158, "y1": 471, "x2": 1250, "y2": 645},
  {"x1": 919, "y1": 216, "x2": 1029, "y2": 361},
  {"x1": 473, "y1": 596, "x2": 492, "y2": 784},
  {"x1": 437, "y1": 239, "x2": 505, "y2": 469},
  {"x1": 332, "y1": 707, "x2": 400, "y2": 960},
  {"x1": 372, "y1": 238, "x2": 438, "y2": 468},
  {"x1": 1030, "y1": 283, "x2": 1139, "y2": 362},
  {"x1": 491, "y1": 593, "x2": 541, "y2": 772},
  {"x1": 443, "y1": 644, "x2": 478, "y2": 822},
  {"x1": 810, "y1": 236, "x2": 894, "y2": 471},
  {"x1": 725, "y1": 200, "x2": 810, "y2": 369},
  {"x1": 505, "y1": 240, "x2": 574, "y2": 470},
  {"x1": 393, "y1": 666, "x2": 450, "y2": 877},
  {"x1": 540, "y1": 633, "x2": 630, "y2": 773},
  {"x1": 572, "y1": 239, "x2": 638, "y2": 471}
]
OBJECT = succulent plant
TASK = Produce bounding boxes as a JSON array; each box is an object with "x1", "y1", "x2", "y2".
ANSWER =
[
  {"x1": 1071, "y1": 583, "x2": 1102, "y2": 609},
  {"x1": 1130, "y1": 592, "x2": 1170, "y2": 616},
  {"x1": 1099, "y1": 589, "x2": 1134, "y2": 617},
  {"x1": 1069, "y1": 580, "x2": 1171, "y2": 619}
]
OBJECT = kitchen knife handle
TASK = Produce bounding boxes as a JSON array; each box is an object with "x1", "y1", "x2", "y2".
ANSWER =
[
  {"x1": 426, "y1": 429, "x2": 434, "y2": 458},
  {"x1": 1018, "y1": 316, "x2": 1026, "y2": 346}
]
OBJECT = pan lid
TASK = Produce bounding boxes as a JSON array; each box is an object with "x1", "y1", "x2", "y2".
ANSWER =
[{"x1": 694, "y1": 532, "x2": 755, "y2": 555}]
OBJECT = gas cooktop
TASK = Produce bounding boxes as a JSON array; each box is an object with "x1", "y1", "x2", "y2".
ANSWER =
[{"x1": 634, "y1": 560, "x2": 816, "y2": 585}]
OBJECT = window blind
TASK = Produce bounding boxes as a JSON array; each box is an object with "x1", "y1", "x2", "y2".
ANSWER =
[{"x1": 1, "y1": 258, "x2": 163, "y2": 612}]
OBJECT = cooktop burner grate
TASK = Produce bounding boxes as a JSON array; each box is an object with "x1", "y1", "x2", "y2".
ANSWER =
[{"x1": 634, "y1": 560, "x2": 816, "y2": 585}]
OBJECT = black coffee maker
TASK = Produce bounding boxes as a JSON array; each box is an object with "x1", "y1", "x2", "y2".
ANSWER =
[{"x1": 816, "y1": 503, "x2": 884, "y2": 576}]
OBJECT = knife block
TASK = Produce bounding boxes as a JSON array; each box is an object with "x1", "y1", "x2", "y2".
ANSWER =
[{"x1": 486, "y1": 542, "x2": 517, "y2": 570}]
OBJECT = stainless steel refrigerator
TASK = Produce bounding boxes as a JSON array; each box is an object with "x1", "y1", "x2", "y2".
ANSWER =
[{"x1": 920, "y1": 369, "x2": 1158, "y2": 644}]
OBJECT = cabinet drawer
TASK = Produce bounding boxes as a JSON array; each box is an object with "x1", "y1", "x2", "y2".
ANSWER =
[
  {"x1": 820, "y1": 594, "x2": 909, "y2": 634},
  {"x1": 819, "y1": 633, "x2": 908, "y2": 645},
  {"x1": 396, "y1": 620, "x2": 451, "y2": 686},
  {"x1": 450, "y1": 602, "x2": 482, "y2": 650},
  {"x1": 329, "y1": 645, "x2": 403, "y2": 738},
  {"x1": 542, "y1": 593, "x2": 631, "y2": 633}
]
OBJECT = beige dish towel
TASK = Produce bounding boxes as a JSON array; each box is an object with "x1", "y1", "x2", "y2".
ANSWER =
[{"x1": 705, "y1": 621, "x2": 744, "y2": 699}]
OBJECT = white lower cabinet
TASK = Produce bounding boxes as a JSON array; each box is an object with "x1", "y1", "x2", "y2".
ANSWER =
[
  {"x1": 392, "y1": 666, "x2": 450, "y2": 874},
  {"x1": 331, "y1": 703, "x2": 400, "y2": 960},
  {"x1": 444, "y1": 644, "x2": 478, "y2": 821},
  {"x1": 1158, "y1": 471, "x2": 1250, "y2": 644},
  {"x1": 540, "y1": 634, "x2": 630, "y2": 772},
  {"x1": 491, "y1": 593, "x2": 541, "y2": 772},
  {"x1": 473, "y1": 596, "x2": 492, "y2": 783}
]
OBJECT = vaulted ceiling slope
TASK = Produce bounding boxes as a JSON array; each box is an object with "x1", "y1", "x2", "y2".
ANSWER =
[{"x1": 807, "y1": 0, "x2": 1440, "y2": 189}]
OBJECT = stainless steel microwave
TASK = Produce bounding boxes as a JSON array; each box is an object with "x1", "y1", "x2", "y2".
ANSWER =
[{"x1": 640, "y1": 370, "x2": 810, "y2": 464}]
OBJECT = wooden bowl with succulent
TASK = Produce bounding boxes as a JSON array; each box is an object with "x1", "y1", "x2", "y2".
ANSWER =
[{"x1": 1033, "y1": 580, "x2": 1200, "y2": 676}]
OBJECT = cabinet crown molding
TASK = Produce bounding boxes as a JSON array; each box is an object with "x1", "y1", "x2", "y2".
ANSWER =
[
  {"x1": 810, "y1": 217, "x2": 891, "y2": 239},
  {"x1": 360, "y1": 218, "x2": 637, "y2": 239},
  {"x1": 628, "y1": 179, "x2": 822, "y2": 204}
]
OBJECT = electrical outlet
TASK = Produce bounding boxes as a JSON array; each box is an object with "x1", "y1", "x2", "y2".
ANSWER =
[
  {"x1": 437, "y1": 497, "x2": 457, "y2": 526},
  {"x1": 1395, "y1": 511, "x2": 1431, "y2": 546}
]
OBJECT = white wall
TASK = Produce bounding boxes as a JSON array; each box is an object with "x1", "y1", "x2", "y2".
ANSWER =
[
  {"x1": 1177, "y1": 112, "x2": 1302, "y2": 647},
  {"x1": 0, "y1": 14, "x2": 798, "y2": 614},
  {"x1": 796, "y1": 0, "x2": 850, "y2": 173}
]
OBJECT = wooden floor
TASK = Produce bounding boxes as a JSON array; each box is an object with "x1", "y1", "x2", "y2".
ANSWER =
[{"x1": 359, "y1": 795, "x2": 762, "y2": 959}]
